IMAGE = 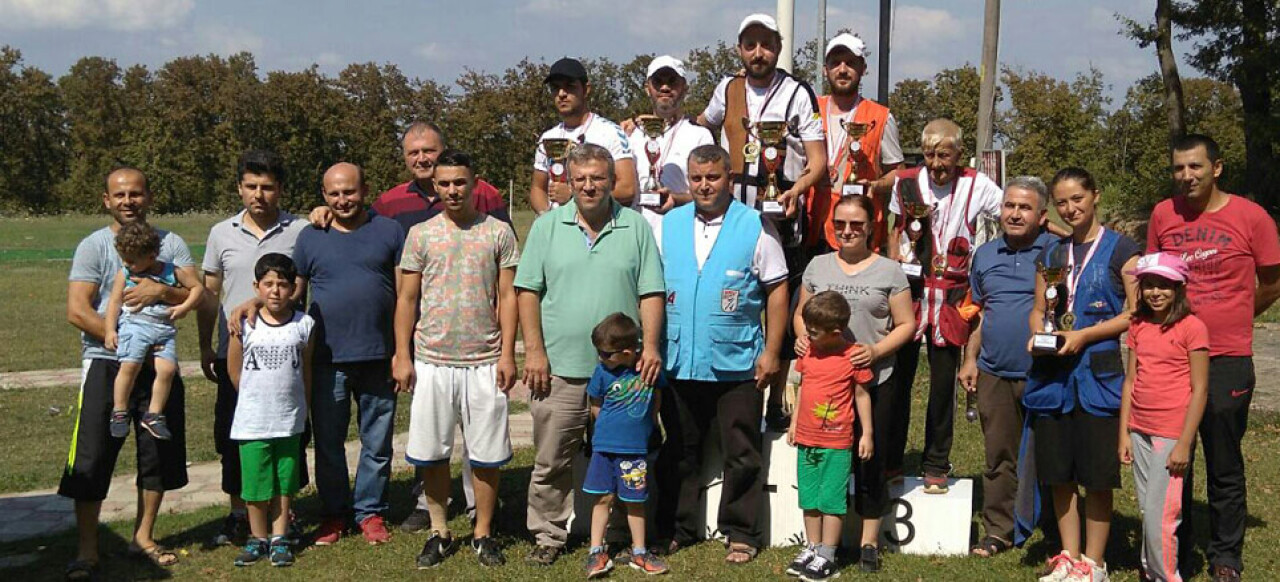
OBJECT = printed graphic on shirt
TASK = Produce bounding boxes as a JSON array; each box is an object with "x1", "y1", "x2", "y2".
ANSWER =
[
  {"x1": 811, "y1": 400, "x2": 845, "y2": 433},
  {"x1": 607, "y1": 374, "x2": 656, "y2": 419},
  {"x1": 619, "y1": 459, "x2": 648, "y2": 491},
  {"x1": 243, "y1": 343, "x2": 301, "y2": 371}
]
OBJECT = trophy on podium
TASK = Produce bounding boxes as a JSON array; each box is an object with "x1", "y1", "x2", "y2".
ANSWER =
[
  {"x1": 744, "y1": 117, "x2": 789, "y2": 215},
  {"x1": 1032, "y1": 248, "x2": 1069, "y2": 354},
  {"x1": 636, "y1": 115, "x2": 665, "y2": 208},
  {"x1": 540, "y1": 138, "x2": 574, "y2": 185}
]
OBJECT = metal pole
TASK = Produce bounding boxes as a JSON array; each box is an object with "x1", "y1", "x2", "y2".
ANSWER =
[
  {"x1": 976, "y1": 0, "x2": 1000, "y2": 152},
  {"x1": 776, "y1": 0, "x2": 795, "y2": 73},
  {"x1": 817, "y1": 0, "x2": 827, "y2": 89},
  {"x1": 877, "y1": 0, "x2": 891, "y2": 104}
]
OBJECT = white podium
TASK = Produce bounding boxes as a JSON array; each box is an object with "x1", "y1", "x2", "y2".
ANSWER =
[{"x1": 843, "y1": 477, "x2": 974, "y2": 556}]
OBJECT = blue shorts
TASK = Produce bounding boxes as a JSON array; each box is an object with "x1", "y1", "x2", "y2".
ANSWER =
[
  {"x1": 582, "y1": 451, "x2": 649, "y2": 503},
  {"x1": 116, "y1": 317, "x2": 178, "y2": 364}
]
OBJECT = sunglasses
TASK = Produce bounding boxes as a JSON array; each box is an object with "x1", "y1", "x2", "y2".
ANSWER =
[{"x1": 832, "y1": 219, "x2": 866, "y2": 233}]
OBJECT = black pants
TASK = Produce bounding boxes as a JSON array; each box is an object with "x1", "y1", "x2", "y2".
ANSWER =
[
  {"x1": 889, "y1": 337, "x2": 960, "y2": 475},
  {"x1": 853, "y1": 380, "x2": 891, "y2": 518},
  {"x1": 214, "y1": 359, "x2": 310, "y2": 497},
  {"x1": 656, "y1": 379, "x2": 764, "y2": 548}
]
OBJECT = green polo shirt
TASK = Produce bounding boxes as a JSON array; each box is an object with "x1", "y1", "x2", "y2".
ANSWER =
[{"x1": 514, "y1": 200, "x2": 665, "y2": 378}]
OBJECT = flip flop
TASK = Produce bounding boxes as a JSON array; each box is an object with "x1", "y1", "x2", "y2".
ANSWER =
[
  {"x1": 64, "y1": 559, "x2": 98, "y2": 581},
  {"x1": 127, "y1": 543, "x2": 179, "y2": 567},
  {"x1": 970, "y1": 535, "x2": 1011, "y2": 558},
  {"x1": 725, "y1": 542, "x2": 758, "y2": 564}
]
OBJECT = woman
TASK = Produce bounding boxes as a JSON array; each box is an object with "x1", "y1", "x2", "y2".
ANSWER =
[
  {"x1": 1024, "y1": 167, "x2": 1140, "y2": 582},
  {"x1": 793, "y1": 194, "x2": 916, "y2": 573}
]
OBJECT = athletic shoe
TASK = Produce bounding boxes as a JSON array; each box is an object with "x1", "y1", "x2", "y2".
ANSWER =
[
  {"x1": 399, "y1": 508, "x2": 432, "y2": 533},
  {"x1": 525, "y1": 544, "x2": 561, "y2": 567},
  {"x1": 584, "y1": 549, "x2": 613, "y2": 578},
  {"x1": 629, "y1": 552, "x2": 669, "y2": 575},
  {"x1": 415, "y1": 532, "x2": 457, "y2": 569},
  {"x1": 109, "y1": 410, "x2": 130, "y2": 439},
  {"x1": 859, "y1": 544, "x2": 881, "y2": 573},
  {"x1": 269, "y1": 537, "x2": 294, "y2": 567},
  {"x1": 786, "y1": 545, "x2": 817, "y2": 576},
  {"x1": 212, "y1": 512, "x2": 249, "y2": 546},
  {"x1": 1039, "y1": 551, "x2": 1077, "y2": 582},
  {"x1": 139, "y1": 412, "x2": 172, "y2": 440},
  {"x1": 800, "y1": 555, "x2": 840, "y2": 581},
  {"x1": 360, "y1": 514, "x2": 391, "y2": 545},
  {"x1": 472, "y1": 536, "x2": 505, "y2": 567},
  {"x1": 922, "y1": 472, "x2": 949, "y2": 494},
  {"x1": 313, "y1": 518, "x2": 345, "y2": 546},
  {"x1": 234, "y1": 538, "x2": 268, "y2": 567},
  {"x1": 1067, "y1": 557, "x2": 1109, "y2": 582}
]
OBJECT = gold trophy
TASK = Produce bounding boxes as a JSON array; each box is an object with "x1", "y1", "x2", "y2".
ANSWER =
[
  {"x1": 636, "y1": 114, "x2": 665, "y2": 208},
  {"x1": 540, "y1": 138, "x2": 574, "y2": 185},
  {"x1": 1032, "y1": 255, "x2": 1068, "y2": 354},
  {"x1": 840, "y1": 118, "x2": 877, "y2": 154},
  {"x1": 900, "y1": 201, "x2": 932, "y2": 279},
  {"x1": 744, "y1": 118, "x2": 789, "y2": 215}
]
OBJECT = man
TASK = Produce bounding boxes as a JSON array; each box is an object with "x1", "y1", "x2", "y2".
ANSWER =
[
  {"x1": 626, "y1": 55, "x2": 714, "y2": 232},
  {"x1": 294, "y1": 162, "x2": 406, "y2": 546},
  {"x1": 810, "y1": 32, "x2": 904, "y2": 254},
  {"x1": 198, "y1": 150, "x2": 309, "y2": 547},
  {"x1": 371, "y1": 121, "x2": 511, "y2": 230},
  {"x1": 696, "y1": 12, "x2": 826, "y2": 433},
  {"x1": 515, "y1": 143, "x2": 665, "y2": 566},
  {"x1": 886, "y1": 119, "x2": 1003, "y2": 492},
  {"x1": 1147, "y1": 134, "x2": 1280, "y2": 582},
  {"x1": 652, "y1": 144, "x2": 788, "y2": 563},
  {"x1": 393, "y1": 150, "x2": 519, "y2": 568},
  {"x1": 958, "y1": 176, "x2": 1055, "y2": 556},
  {"x1": 530, "y1": 57, "x2": 637, "y2": 213},
  {"x1": 61, "y1": 167, "x2": 195, "y2": 579}
]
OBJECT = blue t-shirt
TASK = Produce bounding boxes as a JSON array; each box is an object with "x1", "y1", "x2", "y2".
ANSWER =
[
  {"x1": 122, "y1": 262, "x2": 179, "y2": 321},
  {"x1": 586, "y1": 363, "x2": 661, "y2": 455},
  {"x1": 293, "y1": 215, "x2": 405, "y2": 363},
  {"x1": 970, "y1": 232, "x2": 1054, "y2": 379}
]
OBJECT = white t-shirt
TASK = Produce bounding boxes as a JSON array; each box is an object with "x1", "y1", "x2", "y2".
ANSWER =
[
  {"x1": 653, "y1": 210, "x2": 789, "y2": 285},
  {"x1": 230, "y1": 311, "x2": 315, "y2": 441},
  {"x1": 889, "y1": 170, "x2": 1003, "y2": 258},
  {"x1": 823, "y1": 96, "x2": 904, "y2": 166},
  {"x1": 628, "y1": 118, "x2": 715, "y2": 231},
  {"x1": 533, "y1": 112, "x2": 633, "y2": 173}
]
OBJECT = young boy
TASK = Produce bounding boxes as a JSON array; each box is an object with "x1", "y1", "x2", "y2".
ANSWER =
[
  {"x1": 582, "y1": 313, "x2": 668, "y2": 578},
  {"x1": 104, "y1": 221, "x2": 205, "y2": 440},
  {"x1": 227, "y1": 253, "x2": 315, "y2": 567},
  {"x1": 787, "y1": 291, "x2": 874, "y2": 581}
]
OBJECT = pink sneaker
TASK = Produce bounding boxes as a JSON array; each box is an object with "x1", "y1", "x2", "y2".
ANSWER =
[
  {"x1": 360, "y1": 514, "x2": 391, "y2": 545},
  {"x1": 313, "y1": 518, "x2": 345, "y2": 546}
]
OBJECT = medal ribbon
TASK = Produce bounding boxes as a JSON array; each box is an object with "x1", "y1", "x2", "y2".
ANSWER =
[
  {"x1": 926, "y1": 173, "x2": 961, "y2": 273},
  {"x1": 653, "y1": 118, "x2": 684, "y2": 182},
  {"x1": 1065, "y1": 226, "x2": 1106, "y2": 314}
]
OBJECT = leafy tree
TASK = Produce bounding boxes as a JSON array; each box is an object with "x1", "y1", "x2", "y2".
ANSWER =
[
  {"x1": 0, "y1": 47, "x2": 67, "y2": 213},
  {"x1": 998, "y1": 67, "x2": 1109, "y2": 186},
  {"x1": 56, "y1": 57, "x2": 127, "y2": 211}
]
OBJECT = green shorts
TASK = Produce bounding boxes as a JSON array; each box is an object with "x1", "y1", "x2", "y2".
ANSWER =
[
  {"x1": 238, "y1": 435, "x2": 302, "y2": 502},
  {"x1": 796, "y1": 445, "x2": 851, "y2": 515}
]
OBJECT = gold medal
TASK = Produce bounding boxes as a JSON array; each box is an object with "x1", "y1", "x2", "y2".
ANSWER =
[
  {"x1": 931, "y1": 254, "x2": 947, "y2": 276},
  {"x1": 743, "y1": 141, "x2": 761, "y2": 163},
  {"x1": 1059, "y1": 312, "x2": 1076, "y2": 331}
]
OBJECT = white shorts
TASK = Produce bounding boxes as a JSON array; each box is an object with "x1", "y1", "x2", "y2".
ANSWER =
[{"x1": 405, "y1": 361, "x2": 512, "y2": 468}]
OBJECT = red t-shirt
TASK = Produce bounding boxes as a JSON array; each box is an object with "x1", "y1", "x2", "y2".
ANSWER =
[
  {"x1": 371, "y1": 179, "x2": 506, "y2": 218},
  {"x1": 794, "y1": 343, "x2": 872, "y2": 449},
  {"x1": 1125, "y1": 315, "x2": 1210, "y2": 439},
  {"x1": 1147, "y1": 195, "x2": 1280, "y2": 356}
]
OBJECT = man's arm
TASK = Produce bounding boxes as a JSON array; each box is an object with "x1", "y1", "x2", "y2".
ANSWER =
[
  {"x1": 518, "y1": 289, "x2": 551, "y2": 396},
  {"x1": 103, "y1": 274, "x2": 127, "y2": 350},
  {"x1": 782, "y1": 140, "x2": 827, "y2": 219},
  {"x1": 392, "y1": 269, "x2": 423, "y2": 393},
  {"x1": 958, "y1": 311, "x2": 983, "y2": 393},
  {"x1": 121, "y1": 274, "x2": 190, "y2": 309},
  {"x1": 612, "y1": 158, "x2": 639, "y2": 207},
  {"x1": 1255, "y1": 264, "x2": 1280, "y2": 316},
  {"x1": 530, "y1": 169, "x2": 552, "y2": 214},
  {"x1": 68, "y1": 281, "x2": 106, "y2": 342},
  {"x1": 637, "y1": 292, "x2": 664, "y2": 386},
  {"x1": 496, "y1": 268, "x2": 519, "y2": 393},
  {"x1": 198, "y1": 271, "x2": 224, "y2": 380},
  {"x1": 756, "y1": 279, "x2": 789, "y2": 390}
]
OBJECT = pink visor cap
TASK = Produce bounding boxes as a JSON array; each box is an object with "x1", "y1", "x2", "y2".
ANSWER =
[{"x1": 1128, "y1": 252, "x2": 1191, "y2": 283}]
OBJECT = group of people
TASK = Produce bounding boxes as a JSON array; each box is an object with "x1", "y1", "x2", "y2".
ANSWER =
[{"x1": 54, "y1": 11, "x2": 1279, "y2": 582}]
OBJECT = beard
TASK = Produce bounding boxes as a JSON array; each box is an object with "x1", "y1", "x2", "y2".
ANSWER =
[{"x1": 829, "y1": 79, "x2": 859, "y2": 97}]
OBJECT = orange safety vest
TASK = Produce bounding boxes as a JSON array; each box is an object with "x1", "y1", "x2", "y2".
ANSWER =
[{"x1": 808, "y1": 95, "x2": 891, "y2": 253}]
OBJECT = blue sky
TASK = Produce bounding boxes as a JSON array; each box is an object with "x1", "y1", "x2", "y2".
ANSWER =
[{"x1": 0, "y1": 0, "x2": 1196, "y2": 103}]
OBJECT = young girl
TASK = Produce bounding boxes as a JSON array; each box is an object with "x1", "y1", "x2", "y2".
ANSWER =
[{"x1": 1118, "y1": 253, "x2": 1209, "y2": 582}]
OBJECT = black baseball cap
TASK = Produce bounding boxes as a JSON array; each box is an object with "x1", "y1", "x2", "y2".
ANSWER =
[{"x1": 545, "y1": 57, "x2": 588, "y2": 84}]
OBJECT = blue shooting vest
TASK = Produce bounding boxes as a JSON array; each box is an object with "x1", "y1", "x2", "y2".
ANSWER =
[
  {"x1": 1022, "y1": 229, "x2": 1127, "y2": 417},
  {"x1": 662, "y1": 200, "x2": 765, "y2": 382}
]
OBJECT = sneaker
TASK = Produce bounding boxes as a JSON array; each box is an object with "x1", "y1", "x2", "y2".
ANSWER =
[
  {"x1": 313, "y1": 517, "x2": 346, "y2": 546},
  {"x1": 109, "y1": 410, "x2": 130, "y2": 439},
  {"x1": 1212, "y1": 565, "x2": 1242, "y2": 582},
  {"x1": 1039, "y1": 551, "x2": 1077, "y2": 582},
  {"x1": 472, "y1": 536, "x2": 505, "y2": 567},
  {"x1": 786, "y1": 545, "x2": 817, "y2": 576},
  {"x1": 525, "y1": 544, "x2": 562, "y2": 567},
  {"x1": 269, "y1": 537, "x2": 294, "y2": 567},
  {"x1": 859, "y1": 544, "x2": 881, "y2": 573},
  {"x1": 399, "y1": 508, "x2": 432, "y2": 533},
  {"x1": 584, "y1": 549, "x2": 613, "y2": 578},
  {"x1": 139, "y1": 412, "x2": 172, "y2": 440},
  {"x1": 765, "y1": 404, "x2": 791, "y2": 432},
  {"x1": 234, "y1": 538, "x2": 268, "y2": 567},
  {"x1": 629, "y1": 552, "x2": 669, "y2": 575},
  {"x1": 360, "y1": 514, "x2": 391, "y2": 545},
  {"x1": 212, "y1": 512, "x2": 249, "y2": 546},
  {"x1": 415, "y1": 532, "x2": 457, "y2": 569},
  {"x1": 923, "y1": 472, "x2": 949, "y2": 494},
  {"x1": 800, "y1": 555, "x2": 840, "y2": 581},
  {"x1": 1067, "y1": 557, "x2": 1109, "y2": 582}
]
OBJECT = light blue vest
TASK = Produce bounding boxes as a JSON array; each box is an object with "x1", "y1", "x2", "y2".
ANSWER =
[{"x1": 662, "y1": 201, "x2": 765, "y2": 382}]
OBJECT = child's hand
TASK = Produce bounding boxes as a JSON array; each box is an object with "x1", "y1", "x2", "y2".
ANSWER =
[
  {"x1": 786, "y1": 425, "x2": 796, "y2": 447},
  {"x1": 858, "y1": 433, "x2": 874, "y2": 460},
  {"x1": 104, "y1": 331, "x2": 118, "y2": 351},
  {"x1": 168, "y1": 304, "x2": 191, "y2": 321},
  {"x1": 1118, "y1": 433, "x2": 1133, "y2": 466},
  {"x1": 1167, "y1": 441, "x2": 1192, "y2": 476}
]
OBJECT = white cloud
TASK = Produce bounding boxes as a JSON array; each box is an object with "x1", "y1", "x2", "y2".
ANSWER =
[
  {"x1": 520, "y1": 0, "x2": 583, "y2": 16},
  {"x1": 414, "y1": 42, "x2": 450, "y2": 63},
  {"x1": 315, "y1": 51, "x2": 343, "y2": 67},
  {"x1": 191, "y1": 24, "x2": 265, "y2": 55},
  {"x1": 884, "y1": 4, "x2": 977, "y2": 83},
  {"x1": 0, "y1": 0, "x2": 193, "y2": 31}
]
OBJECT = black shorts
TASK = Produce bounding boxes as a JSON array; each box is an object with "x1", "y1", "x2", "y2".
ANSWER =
[
  {"x1": 1032, "y1": 407, "x2": 1120, "y2": 490},
  {"x1": 215, "y1": 358, "x2": 310, "y2": 496},
  {"x1": 57, "y1": 358, "x2": 188, "y2": 501}
]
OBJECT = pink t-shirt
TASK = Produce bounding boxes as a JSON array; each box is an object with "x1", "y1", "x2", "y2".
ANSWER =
[
  {"x1": 1125, "y1": 315, "x2": 1210, "y2": 438},
  {"x1": 794, "y1": 344, "x2": 874, "y2": 449},
  {"x1": 1147, "y1": 194, "x2": 1280, "y2": 356}
]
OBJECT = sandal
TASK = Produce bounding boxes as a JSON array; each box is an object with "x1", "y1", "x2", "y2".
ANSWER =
[
  {"x1": 970, "y1": 535, "x2": 1011, "y2": 558},
  {"x1": 127, "y1": 543, "x2": 179, "y2": 567},
  {"x1": 64, "y1": 559, "x2": 98, "y2": 581},
  {"x1": 725, "y1": 542, "x2": 758, "y2": 564}
]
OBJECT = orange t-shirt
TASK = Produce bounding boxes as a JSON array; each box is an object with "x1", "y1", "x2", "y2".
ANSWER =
[{"x1": 794, "y1": 343, "x2": 873, "y2": 449}]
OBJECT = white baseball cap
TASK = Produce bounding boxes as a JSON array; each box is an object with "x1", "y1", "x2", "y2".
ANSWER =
[
  {"x1": 738, "y1": 13, "x2": 780, "y2": 36},
  {"x1": 646, "y1": 55, "x2": 687, "y2": 80},
  {"x1": 825, "y1": 33, "x2": 867, "y2": 59}
]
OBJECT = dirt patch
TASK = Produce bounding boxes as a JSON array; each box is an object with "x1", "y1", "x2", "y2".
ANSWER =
[{"x1": 1251, "y1": 323, "x2": 1280, "y2": 412}]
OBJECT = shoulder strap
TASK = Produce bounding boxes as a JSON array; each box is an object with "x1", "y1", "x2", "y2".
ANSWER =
[{"x1": 724, "y1": 76, "x2": 748, "y2": 176}]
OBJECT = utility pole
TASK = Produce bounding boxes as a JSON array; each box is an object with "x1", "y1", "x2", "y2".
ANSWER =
[
  {"x1": 877, "y1": 0, "x2": 891, "y2": 104},
  {"x1": 817, "y1": 0, "x2": 827, "y2": 88},
  {"x1": 975, "y1": 0, "x2": 1000, "y2": 152},
  {"x1": 776, "y1": 0, "x2": 795, "y2": 73}
]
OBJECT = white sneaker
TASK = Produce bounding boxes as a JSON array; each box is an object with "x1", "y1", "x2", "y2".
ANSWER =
[
  {"x1": 1067, "y1": 556, "x2": 1110, "y2": 582},
  {"x1": 1039, "y1": 551, "x2": 1077, "y2": 582}
]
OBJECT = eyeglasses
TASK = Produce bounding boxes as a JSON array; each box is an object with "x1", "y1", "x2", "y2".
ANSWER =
[
  {"x1": 832, "y1": 219, "x2": 866, "y2": 233},
  {"x1": 597, "y1": 347, "x2": 638, "y2": 359}
]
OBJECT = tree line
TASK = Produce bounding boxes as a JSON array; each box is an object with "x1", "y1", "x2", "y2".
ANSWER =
[{"x1": 0, "y1": 36, "x2": 1261, "y2": 217}]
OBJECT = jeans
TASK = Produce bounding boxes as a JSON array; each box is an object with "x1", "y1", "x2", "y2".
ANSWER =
[{"x1": 311, "y1": 360, "x2": 396, "y2": 523}]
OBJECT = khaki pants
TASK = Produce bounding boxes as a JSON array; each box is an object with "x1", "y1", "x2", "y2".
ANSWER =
[
  {"x1": 526, "y1": 375, "x2": 590, "y2": 547},
  {"x1": 976, "y1": 371, "x2": 1025, "y2": 542}
]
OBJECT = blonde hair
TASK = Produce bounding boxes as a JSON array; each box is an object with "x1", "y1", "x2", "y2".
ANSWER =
[{"x1": 921, "y1": 118, "x2": 963, "y2": 152}]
